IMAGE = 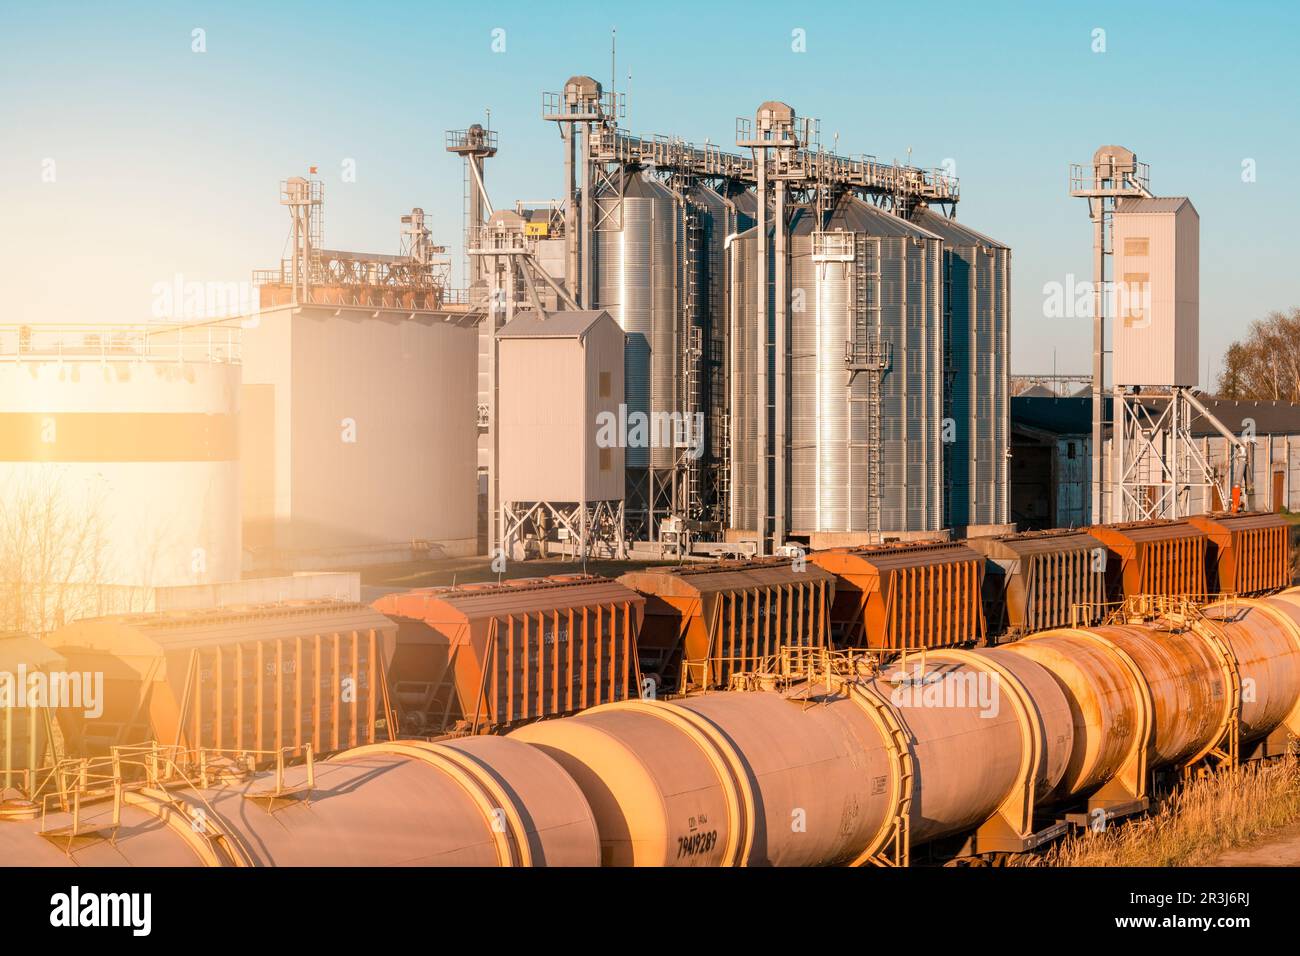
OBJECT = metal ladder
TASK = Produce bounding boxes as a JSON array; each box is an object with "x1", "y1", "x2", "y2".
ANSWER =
[
  {"x1": 846, "y1": 234, "x2": 887, "y2": 539},
  {"x1": 942, "y1": 248, "x2": 955, "y2": 526},
  {"x1": 680, "y1": 190, "x2": 705, "y2": 520}
]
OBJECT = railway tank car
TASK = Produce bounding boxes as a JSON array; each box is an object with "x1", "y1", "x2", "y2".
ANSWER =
[
  {"x1": 3, "y1": 525, "x2": 1295, "y2": 868},
  {"x1": 509, "y1": 587, "x2": 1300, "y2": 866},
  {"x1": 0, "y1": 736, "x2": 598, "y2": 867}
]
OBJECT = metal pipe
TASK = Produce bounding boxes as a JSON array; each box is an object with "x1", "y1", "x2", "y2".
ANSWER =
[
  {"x1": 580, "y1": 123, "x2": 593, "y2": 307},
  {"x1": 1091, "y1": 207, "x2": 1104, "y2": 523},
  {"x1": 563, "y1": 124, "x2": 579, "y2": 305},
  {"x1": 755, "y1": 153, "x2": 769, "y2": 555},
  {"x1": 726, "y1": 231, "x2": 739, "y2": 526},
  {"x1": 774, "y1": 178, "x2": 787, "y2": 549}
]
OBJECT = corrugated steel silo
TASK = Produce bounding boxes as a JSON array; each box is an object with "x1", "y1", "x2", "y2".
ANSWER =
[
  {"x1": 592, "y1": 172, "x2": 680, "y2": 472},
  {"x1": 912, "y1": 207, "x2": 1010, "y2": 530},
  {"x1": 787, "y1": 195, "x2": 945, "y2": 536},
  {"x1": 728, "y1": 221, "x2": 766, "y2": 532}
]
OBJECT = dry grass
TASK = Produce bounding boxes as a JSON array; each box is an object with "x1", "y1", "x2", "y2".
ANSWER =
[{"x1": 1023, "y1": 754, "x2": 1300, "y2": 867}]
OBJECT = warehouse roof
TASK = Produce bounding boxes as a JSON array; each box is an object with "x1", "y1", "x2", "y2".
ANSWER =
[
  {"x1": 1115, "y1": 196, "x2": 1195, "y2": 214},
  {"x1": 495, "y1": 309, "x2": 615, "y2": 340},
  {"x1": 1190, "y1": 398, "x2": 1300, "y2": 435},
  {"x1": 1012, "y1": 396, "x2": 1094, "y2": 435},
  {"x1": 1012, "y1": 395, "x2": 1300, "y2": 439}
]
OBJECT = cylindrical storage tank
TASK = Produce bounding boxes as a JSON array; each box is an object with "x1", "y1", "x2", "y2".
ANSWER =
[
  {"x1": 911, "y1": 207, "x2": 1011, "y2": 530},
  {"x1": 513, "y1": 650, "x2": 1072, "y2": 864},
  {"x1": 692, "y1": 183, "x2": 751, "y2": 480},
  {"x1": 0, "y1": 736, "x2": 601, "y2": 867},
  {"x1": 0, "y1": 325, "x2": 240, "y2": 631},
  {"x1": 1205, "y1": 593, "x2": 1300, "y2": 741},
  {"x1": 877, "y1": 648, "x2": 1073, "y2": 843},
  {"x1": 785, "y1": 196, "x2": 945, "y2": 536},
  {"x1": 511, "y1": 692, "x2": 898, "y2": 867},
  {"x1": 593, "y1": 173, "x2": 681, "y2": 472}
]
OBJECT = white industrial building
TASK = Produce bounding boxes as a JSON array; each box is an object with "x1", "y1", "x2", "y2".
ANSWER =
[
  {"x1": 236, "y1": 181, "x2": 481, "y2": 570},
  {"x1": 495, "y1": 309, "x2": 626, "y2": 558}
]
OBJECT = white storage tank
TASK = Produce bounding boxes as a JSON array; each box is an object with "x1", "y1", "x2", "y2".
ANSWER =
[
  {"x1": 240, "y1": 304, "x2": 478, "y2": 565},
  {"x1": 1110, "y1": 196, "x2": 1199, "y2": 388},
  {"x1": 0, "y1": 325, "x2": 241, "y2": 632}
]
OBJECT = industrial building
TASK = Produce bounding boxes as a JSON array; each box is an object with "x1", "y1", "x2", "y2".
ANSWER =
[
  {"x1": 241, "y1": 181, "x2": 479, "y2": 568},
  {"x1": 0, "y1": 323, "x2": 241, "y2": 632},
  {"x1": 457, "y1": 76, "x2": 1010, "y2": 559},
  {"x1": 1012, "y1": 394, "x2": 1300, "y2": 529},
  {"x1": 495, "y1": 310, "x2": 627, "y2": 557}
]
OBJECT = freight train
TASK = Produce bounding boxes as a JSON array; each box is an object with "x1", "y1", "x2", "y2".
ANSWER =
[
  {"x1": 6, "y1": 512, "x2": 1291, "y2": 776},
  {"x1": 4, "y1": 586, "x2": 1299, "y2": 866}
]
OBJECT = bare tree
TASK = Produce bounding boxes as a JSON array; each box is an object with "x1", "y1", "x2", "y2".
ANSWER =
[
  {"x1": 1216, "y1": 308, "x2": 1300, "y2": 401},
  {"x1": 0, "y1": 469, "x2": 109, "y2": 635}
]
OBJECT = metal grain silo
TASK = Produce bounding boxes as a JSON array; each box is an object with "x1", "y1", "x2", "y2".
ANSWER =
[
  {"x1": 787, "y1": 195, "x2": 944, "y2": 538},
  {"x1": 592, "y1": 172, "x2": 680, "y2": 473},
  {"x1": 728, "y1": 220, "x2": 766, "y2": 533},
  {"x1": 690, "y1": 183, "x2": 753, "y2": 524},
  {"x1": 911, "y1": 207, "x2": 1010, "y2": 532}
]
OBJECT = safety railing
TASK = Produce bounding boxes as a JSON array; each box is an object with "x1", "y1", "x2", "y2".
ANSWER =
[
  {"x1": 28, "y1": 742, "x2": 315, "y2": 845},
  {"x1": 0, "y1": 323, "x2": 241, "y2": 364}
]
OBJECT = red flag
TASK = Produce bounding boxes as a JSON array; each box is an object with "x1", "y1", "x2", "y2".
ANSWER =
[{"x1": 308, "y1": 165, "x2": 318, "y2": 174}]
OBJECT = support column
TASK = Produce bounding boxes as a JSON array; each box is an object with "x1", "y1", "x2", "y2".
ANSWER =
[
  {"x1": 1091, "y1": 207, "x2": 1105, "y2": 525},
  {"x1": 774, "y1": 178, "x2": 787, "y2": 549}
]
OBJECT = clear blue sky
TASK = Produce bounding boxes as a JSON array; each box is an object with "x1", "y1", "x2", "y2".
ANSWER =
[{"x1": 2, "y1": 0, "x2": 1296, "y2": 383}]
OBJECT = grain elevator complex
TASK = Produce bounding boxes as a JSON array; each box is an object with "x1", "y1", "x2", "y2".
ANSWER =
[
  {"x1": 464, "y1": 76, "x2": 1009, "y2": 560},
  {"x1": 5, "y1": 67, "x2": 1298, "y2": 874}
]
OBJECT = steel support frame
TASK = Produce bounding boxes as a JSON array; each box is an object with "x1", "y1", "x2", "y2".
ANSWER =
[
  {"x1": 499, "y1": 498, "x2": 626, "y2": 561},
  {"x1": 1113, "y1": 388, "x2": 1235, "y2": 522}
]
